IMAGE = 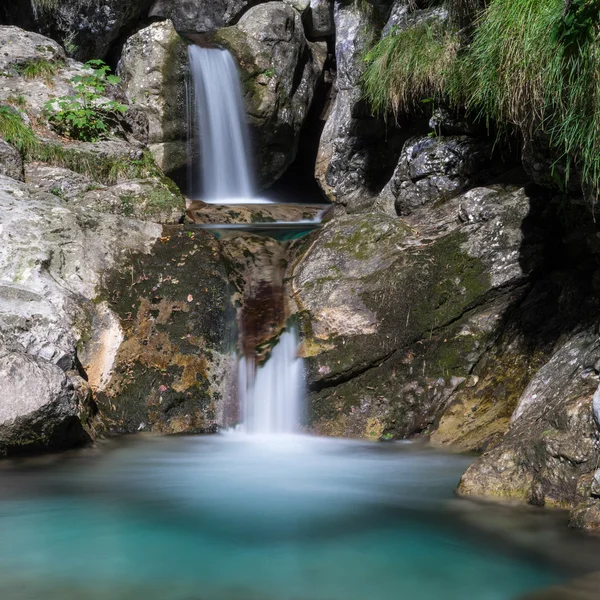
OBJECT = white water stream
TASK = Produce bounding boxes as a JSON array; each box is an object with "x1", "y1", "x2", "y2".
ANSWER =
[
  {"x1": 238, "y1": 328, "x2": 304, "y2": 434},
  {"x1": 188, "y1": 46, "x2": 257, "y2": 203},
  {"x1": 189, "y1": 46, "x2": 304, "y2": 433}
]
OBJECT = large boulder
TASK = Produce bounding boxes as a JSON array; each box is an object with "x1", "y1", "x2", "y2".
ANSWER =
[
  {"x1": 377, "y1": 135, "x2": 494, "y2": 216},
  {"x1": 149, "y1": 0, "x2": 249, "y2": 33},
  {"x1": 0, "y1": 0, "x2": 153, "y2": 61},
  {"x1": 213, "y1": 2, "x2": 326, "y2": 186},
  {"x1": 0, "y1": 341, "x2": 93, "y2": 457},
  {"x1": 117, "y1": 21, "x2": 189, "y2": 179},
  {"x1": 458, "y1": 326, "x2": 600, "y2": 512},
  {"x1": 287, "y1": 185, "x2": 545, "y2": 438},
  {"x1": 0, "y1": 176, "x2": 162, "y2": 454}
]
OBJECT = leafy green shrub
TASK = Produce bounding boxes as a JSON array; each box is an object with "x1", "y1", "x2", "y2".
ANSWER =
[{"x1": 44, "y1": 59, "x2": 127, "y2": 142}]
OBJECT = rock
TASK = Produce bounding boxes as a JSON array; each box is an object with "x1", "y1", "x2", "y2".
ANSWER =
[
  {"x1": 0, "y1": 344, "x2": 93, "y2": 457},
  {"x1": 24, "y1": 150, "x2": 185, "y2": 223},
  {"x1": 95, "y1": 227, "x2": 236, "y2": 434},
  {"x1": 315, "y1": 0, "x2": 404, "y2": 210},
  {"x1": 117, "y1": 21, "x2": 189, "y2": 178},
  {"x1": 382, "y1": 2, "x2": 448, "y2": 36},
  {"x1": 377, "y1": 135, "x2": 494, "y2": 216},
  {"x1": 458, "y1": 326, "x2": 600, "y2": 509},
  {"x1": 78, "y1": 179, "x2": 185, "y2": 223},
  {"x1": 149, "y1": 0, "x2": 248, "y2": 33},
  {"x1": 213, "y1": 3, "x2": 325, "y2": 187},
  {"x1": 428, "y1": 108, "x2": 480, "y2": 137},
  {"x1": 0, "y1": 0, "x2": 153, "y2": 61},
  {"x1": 593, "y1": 381, "x2": 600, "y2": 428},
  {"x1": 0, "y1": 139, "x2": 24, "y2": 181},
  {"x1": 0, "y1": 175, "x2": 163, "y2": 453},
  {"x1": 305, "y1": 0, "x2": 334, "y2": 38},
  {"x1": 288, "y1": 185, "x2": 543, "y2": 438},
  {"x1": 0, "y1": 26, "x2": 65, "y2": 72}
]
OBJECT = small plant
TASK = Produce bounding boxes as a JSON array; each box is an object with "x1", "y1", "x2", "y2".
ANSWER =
[
  {"x1": 0, "y1": 105, "x2": 37, "y2": 153},
  {"x1": 44, "y1": 59, "x2": 127, "y2": 142},
  {"x1": 552, "y1": 0, "x2": 600, "y2": 50},
  {"x1": 5, "y1": 95, "x2": 26, "y2": 108},
  {"x1": 18, "y1": 58, "x2": 60, "y2": 83}
]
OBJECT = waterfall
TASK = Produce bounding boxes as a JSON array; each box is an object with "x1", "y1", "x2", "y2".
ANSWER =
[
  {"x1": 188, "y1": 44, "x2": 306, "y2": 435},
  {"x1": 188, "y1": 46, "x2": 256, "y2": 203},
  {"x1": 238, "y1": 327, "x2": 304, "y2": 435}
]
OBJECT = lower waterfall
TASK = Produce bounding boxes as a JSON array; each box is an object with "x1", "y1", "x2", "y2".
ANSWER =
[{"x1": 238, "y1": 327, "x2": 304, "y2": 435}]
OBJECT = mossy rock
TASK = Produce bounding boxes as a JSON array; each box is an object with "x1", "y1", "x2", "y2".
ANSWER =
[{"x1": 95, "y1": 226, "x2": 236, "y2": 434}]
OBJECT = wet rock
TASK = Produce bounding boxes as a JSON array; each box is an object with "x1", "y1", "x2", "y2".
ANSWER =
[
  {"x1": 95, "y1": 227, "x2": 236, "y2": 434},
  {"x1": 149, "y1": 0, "x2": 249, "y2": 33},
  {"x1": 213, "y1": 2, "x2": 325, "y2": 186},
  {"x1": 0, "y1": 0, "x2": 153, "y2": 61},
  {"x1": 377, "y1": 135, "x2": 494, "y2": 216},
  {"x1": 288, "y1": 185, "x2": 543, "y2": 437},
  {"x1": 117, "y1": 21, "x2": 189, "y2": 178},
  {"x1": 0, "y1": 139, "x2": 24, "y2": 181}
]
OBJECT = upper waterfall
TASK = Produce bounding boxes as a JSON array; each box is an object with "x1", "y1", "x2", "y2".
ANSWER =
[{"x1": 187, "y1": 46, "x2": 256, "y2": 203}]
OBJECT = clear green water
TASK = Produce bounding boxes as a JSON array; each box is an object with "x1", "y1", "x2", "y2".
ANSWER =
[{"x1": 0, "y1": 435, "x2": 578, "y2": 600}]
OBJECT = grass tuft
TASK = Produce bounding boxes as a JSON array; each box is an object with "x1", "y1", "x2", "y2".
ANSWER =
[
  {"x1": 17, "y1": 58, "x2": 61, "y2": 84},
  {"x1": 362, "y1": 21, "x2": 459, "y2": 119},
  {"x1": 363, "y1": 0, "x2": 600, "y2": 200}
]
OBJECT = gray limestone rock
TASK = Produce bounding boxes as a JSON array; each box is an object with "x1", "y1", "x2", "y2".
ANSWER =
[
  {"x1": 378, "y1": 135, "x2": 494, "y2": 216},
  {"x1": 214, "y1": 3, "x2": 325, "y2": 186},
  {"x1": 117, "y1": 21, "x2": 189, "y2": 177},
  {"x1": 0, "y1": 139, "x2": 24, "y2": 181}
]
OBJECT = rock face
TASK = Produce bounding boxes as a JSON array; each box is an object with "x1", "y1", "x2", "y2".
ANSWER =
[
  {"x1": 0, "y1": 26, "x2": 233, "y2": 452},
  {"x1": 0, "y1": 0, "x2": 153, "y2": 61},
  {"x1": 94, "y1": 227, "x2": 236, "y2": 435},
  {"x1": 315, "y1": 0, "x2": 404, "y2": 210},
  {"x1": 213, "y1": 2, "x2": 326, "y2": 186},
  {"x1": 117, "y1": 21, "x2": 189, "y2": 179},
  {"x1": 288, "y1": 185, "x2": 544, "y2": 438},
  {"x1": 0, "y1": 140, "x2": 23, "y2": 181},
  {"x1": 150, "y1": 0, "x2": 249, "y2": 33},
  {"x1": 378, "y1": 135, "x2": 494, "y2": 216},
  {"x1": 458, "y1": 325, "x2": 600, "y2": 510},
  {"x1": 0, "y1": 176, "x2": 162, "y2": 455},
  {"x1": 305, "y1": 0, "x2": 334, "y2": 38},
  {"x1": 0, "y1": 342, "x2": 93, "y2": 457},
  {"x1": 0, "y1": 26, "x2": 185, "y2": 222}
]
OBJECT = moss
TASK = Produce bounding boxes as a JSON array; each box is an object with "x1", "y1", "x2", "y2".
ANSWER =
[{"x1": 411, "y1": 231, "x2": 490, "y2": 330}]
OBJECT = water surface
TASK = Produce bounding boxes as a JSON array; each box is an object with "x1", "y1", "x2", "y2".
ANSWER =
[{"x1": 0, "y1": 435, "x2": 592, "y2": 600}]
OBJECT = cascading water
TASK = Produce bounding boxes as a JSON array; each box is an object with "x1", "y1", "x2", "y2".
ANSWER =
[
  {"x1": 189, "y1": 44, "x2": 305, "y2": 434},
  {"x1": 238, "y1": 327, "x2": 304, "y2": 435},
  {"x1": 187, "y1": 46, "x2": 256, "y2": 203}
]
